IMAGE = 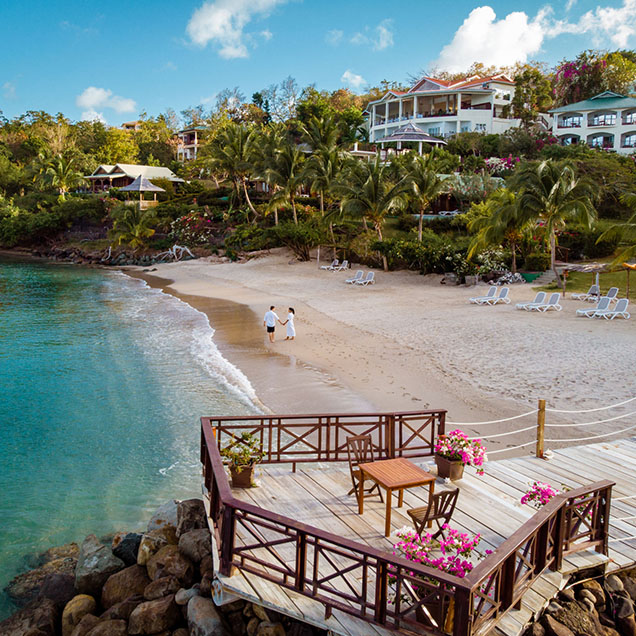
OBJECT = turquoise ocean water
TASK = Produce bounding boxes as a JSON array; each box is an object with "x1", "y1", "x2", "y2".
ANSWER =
[{"x1": 0, "y1": 257, "x2": 258, "y2": 619}]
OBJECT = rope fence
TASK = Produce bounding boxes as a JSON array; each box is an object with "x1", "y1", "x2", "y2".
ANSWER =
[{"x1": 448, "y1": 396, "x2": 636, "y2": 458}]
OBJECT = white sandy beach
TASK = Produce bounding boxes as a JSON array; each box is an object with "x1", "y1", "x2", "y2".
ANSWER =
[{"x1": 129, "y1": 249, "x2": 636, "y2": 456}]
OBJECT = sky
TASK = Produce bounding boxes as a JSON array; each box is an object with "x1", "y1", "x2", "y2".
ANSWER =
[{"x1": 1, "y1": 0, "x2": 635, "y2": 125}]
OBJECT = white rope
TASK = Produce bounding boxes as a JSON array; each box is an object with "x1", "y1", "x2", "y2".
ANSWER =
[
  {"x1": 468, "y1": 425, "x2": 537, "y2": 440},
  {"x1": 545, "y1": 422, "x2": 636, "y2": 443},
  {"x1": 546, "y1": 396, "x2": 636, "y2": 414},
  {"x1": 609, "y1": 535, "x2": 636, "y2": 544},
  {"x1": 447, "y1": 409, "x2": 538, "y2": 427},
  {"x1": 487, "y1": 441, "x2": 536, "y2": 455},
  {"x1": 544, "y1": 410, "x2": 636, "y2": 429}
]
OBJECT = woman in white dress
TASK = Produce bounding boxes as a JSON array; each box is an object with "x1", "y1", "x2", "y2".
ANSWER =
[{"x1": 283, "y1": 307, "x2": 296, "y2": 340}]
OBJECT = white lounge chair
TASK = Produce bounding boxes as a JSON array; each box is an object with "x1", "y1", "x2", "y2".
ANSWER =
[
  {"x1": 527, "y1": 292, "x2": 562, "y2": 312},
  {"x1": 516, "y1": 291, "x2": 547, "y2": 310},
  {"x1": 572, "y1": 285, "x2": 599, "y2": 301},
  {"x1": 355, "y1": 271, "x2": 375, "y2": 286},
  {"x1": 576, "y1": 296, "x2": 611, "y2": 318},
  {"x1": 483, "y1": 287, "x2": 510, "y2": 305},
  {"x1": 587, "y1": 286, "x2": 618, "y2": 303},
  {"x1": 345, "y1": 270, "x2": 364, "y2": 284},
  {"x1": 332, "y1": 259, "x2": 349, "y2": 272},
  {"x1": 469, "y1": 286, "x2": 497, "y2": 304},
  {"x1": 595, "y1": 298, "x2": 630, "y2": 320},
  {"x1": 320, "y1": 259, "x2": 338, "y2": 270}
]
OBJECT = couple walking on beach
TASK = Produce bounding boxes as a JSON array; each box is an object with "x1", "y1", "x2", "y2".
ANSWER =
[{"x1": 263, "y1": 306, "x2": 295, "y2": 343}]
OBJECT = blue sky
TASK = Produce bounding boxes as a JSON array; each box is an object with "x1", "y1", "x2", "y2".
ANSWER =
[{"x1": 1, "y1": 0, "x2": 634, "y2": 125}]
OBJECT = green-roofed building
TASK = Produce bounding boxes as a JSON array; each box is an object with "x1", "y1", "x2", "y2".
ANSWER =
[{"x1": 549, "y1": 91, "x2": 636, "y2": 154}]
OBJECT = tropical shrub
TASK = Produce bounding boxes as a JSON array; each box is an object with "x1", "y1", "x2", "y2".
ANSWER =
[
  {"x1": 524, "y1": 252, "x2": 551, "y2": 271},
  {"x1": 224, "y1": 224, "x2": 272, "y2": 252},
  {"x1": 170, "y1": 209, "x2": 218, "y2": 245},
  {"x1": 268, "y1": 220, "x2": 326, "y2": 261},
  {"x1": 0, "y1": 208, "x2": 65, "y2": 247}
]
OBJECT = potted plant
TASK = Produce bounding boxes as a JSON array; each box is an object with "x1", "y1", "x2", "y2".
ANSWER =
[
  {"x1": 434, "y1": 429, "x2": 487, "y2": 480},
  {"x1": 220, "y1": 432, "x2": 265, "y2": 488},
  {"x1": 390, "y1": 525, "x2": 488, "y2": 632}
]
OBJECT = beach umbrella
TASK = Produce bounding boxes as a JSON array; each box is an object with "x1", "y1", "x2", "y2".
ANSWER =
[{"x1": 119, "y1": 175, "x2": 165, "y2": 204}]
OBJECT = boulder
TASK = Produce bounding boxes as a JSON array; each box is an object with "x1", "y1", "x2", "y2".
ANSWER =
[
  {"x1": 200, "y1": 575, "x2": 212, "y2": 597},
  {"x1": 226, "y1": 609, "x2": 245, "y2": 635},
  {"x1": 176, "y1": 587, "x2": 201, "y2": 605},
  {"x1": 252, "y1": 603, "x2": 270, "y2": 622},
  {"x1": 607, "y1": 574, "x2": 625, "y2": 593},
  {"x1": 70, "y1": 614, "x2": 101, "y2": 636},
  {"x1": 530, "y1": 623, "x2": 546, "y2": 636},
  {"x1": 128, "y1": 594, "x2": 180, "y2": 635},
  {"x1": 0, "y1": 597, "x2": 58, "y2": 636},
  {"x1": 577, "y1": 589, "x2": 597, "y2": 605},
  {"x1": 580, "y1": 580, "x2": 606, "y2": 605},
  {"x1": 602, "y1": 628, "x2": 621, "y2": 636},
  {"x1": 543, "y1": 616, "x2": 575, "y2": 636},
  {"x1": 188, "y1": 596, "x2": 227, "y2": 636},
  {"x1": 144, "y1": 575, "x2": 181, "y2": 600},
  {"x1": 247, "y1": 617, "x2": 260, "y2": 636},
  {"x1": 137, "y1": 527, "x2": 178, "y2": 566},
  {"x1": 101, "y1": 564, "x2": 150, "y2": 609},
  {"x1": 200, "y1": 554, "x2": 214, "y2": 578},
  {"x1": 618, "y1": 614, "x2": 636, "y2": 636},
  {"x1": 559, "y1": 588, "x2": 576, "y2": 603},
  {"x1": 99, "y1": 594, "x2": 144, "y2": 621},
  {"x1": 553, "y1": 601, "x2": 604, "y2": 635},
  {"x1": 176, "y1": 499, "x2": 207, "y2": 538},
  {"x1": 62, "y1": 595, "x2": 97, "y2": 636},
  {"x1": 111, "y1": 532, "x2": 142, "y2": 566},
  {"x1": 257, "y1": 622, "x2": 285, "y2": 636},
  {"x1": 147, "y1": 500, "x2": 179, "y2": 533},
  {"x1": 75, "y1": 535, "x2": 125, "y2": 597},
  {"x1": 39, "y1": 573, "x2": 77, "y2": 609},
  {"x1": 7, "y1": 557, "x2": 78, "y2": 606},
  {"x1": 623, "y1": 576, "x2": 636, "y2": 603},
  {"x1": 147, "y1": 545, "x2": 194, "y2": 586},
  {"x1": 616, "y1": 595, "x2": 635, "y2": 619},
  {"x1": 39, "y1": 542, "x2": 80, "y2": 563},
  {"x1": 173, "y1": 629, "x2": 190, "y2": 636},
  {"x1": 178, "y1": 529, "x2": 212, "y2": 563},
  {"x1": 85, "y1": 620, "x2": 127, "y2": 636}
]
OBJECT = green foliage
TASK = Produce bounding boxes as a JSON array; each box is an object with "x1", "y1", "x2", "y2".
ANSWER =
[
  {"x1": 220, "y1": 432, "x2": 265, "y2": 469},
  {"x1": 524, "y1": 252, "x2": 551, "y2": 271},
  {"x1": 224, "y1": 223, "x2": 271, "y2": 251},
  {"x1": 109, "y1": 205, "x2": 156, "y2": 249},
  {"x1": 169, "y1": 209, "x2": 218, "y2": 245},
  {"x1": 0, "y1": 200, "x2": 65, "y2": 247},
  {"x1": 268, "y1": 219, "x2": 326, "y2": 261},
  {"x1": 512, "y1": 67, "x2": 553, "y2": 127}
]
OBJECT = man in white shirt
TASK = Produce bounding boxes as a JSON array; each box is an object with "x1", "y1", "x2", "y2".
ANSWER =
[{"x1": 263, "y1": 306, "x2": 280, "y2": 343}]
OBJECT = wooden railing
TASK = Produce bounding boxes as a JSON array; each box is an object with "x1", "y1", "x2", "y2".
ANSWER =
[{"x1": 200, "y1": 415, "x2": 613, "y2": 636}]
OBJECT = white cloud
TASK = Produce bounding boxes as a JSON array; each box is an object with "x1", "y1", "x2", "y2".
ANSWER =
[
  {"x1": 76, "y1": 87, "x2": 136, "y2": 122},
  {"x1": 325, "y1": 29, "x2": 343, "y2": 45},
  {"x1": 186, "y1": 0, "x2": 288, "y2": 59},
  {"x1": 3, "y1": 81, "x2": 16, "y2": 100},
  {"x1": 373, "y1": 19, "x2": 394, "y2": 51},
  {"x1": 260, "y1": 29, "x2": 273, "y2": 41},
  {"x1": 341, "y1": 69, "x2": 366, "y2": 91},
  {"x1": 435, "y1": 1, "x2": 636, "y2": 72}
]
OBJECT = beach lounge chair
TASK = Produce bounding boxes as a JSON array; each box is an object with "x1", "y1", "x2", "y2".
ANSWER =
[
  {"x1": 345, "y1": 270, "x2": 364, "y2": 284},
  {"x1": 483, "y1": 287, "x2": 510, "y2": 305},
  {"x1": 469, "y1": 286, "x2": 497, "y2": 304},
  {"x1": 576, "y1": 296, "x2": 611, "y2": 318},
  {"x1": 594, "y1": 298, "x2": 630, "y2": 320},
  {"x1": 407, "y1": 488, "x2": 459, "y2": 540},
  {"x1": 527, "y1": 292, "x2": 562, "y2": 312},
  {"x1": 572, "y1": 285, "x2": 599, "y2": 301},
  {"x1": 356, "y1": 272, "x2": 375, "y2": 286},
  {"x1": 587, "y1": 286, "x2": 618, "y2": 303},
  {"x1": 320, "y1": 259, "x2": 338, "y2": 270},
  {"x1": 516, "y1": 291, "x2": 547, "y2": 310},
  {"x1": 346, "y1": 435, "x2": 383, "y2": 502},
  {"x1": 332, "y1": 259, "x2": 349, "y2": 272}
]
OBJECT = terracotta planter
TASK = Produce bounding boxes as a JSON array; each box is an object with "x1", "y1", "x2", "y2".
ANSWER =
[
  {"x1": 229, "y1": 465, "x2": 256, "y2": 488},
  {"x1": 435, "y1": 454, "x2": 465, "y2": 481}
]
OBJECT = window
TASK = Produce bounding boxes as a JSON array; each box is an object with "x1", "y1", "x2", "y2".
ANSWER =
[
  {"x1": 475, "y1": 124, "x2": 486, "y2": 132},
  {"x1": 560, "y1": 116, "x2": 582, "y2": 128},
  {"x1": 590, "y1": 113, "x2": 616, "y2": 126},
  {"x1": 624, "y1": 134, "x2": 636, "y2": 148},
  {"x1": 461, "y1": 125, "x2": 471, "y2": 133},
  {"x1": 428, "y1": 127, "x2": 441, "y2": 135},
  {"x1": 624, "y1": 112, "x2": 636, "y2": 125},
  {"x1": 589, "y1": 135, "x2": 613, "y2": 148}
]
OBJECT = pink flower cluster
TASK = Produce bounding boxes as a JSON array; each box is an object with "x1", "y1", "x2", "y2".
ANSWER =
[
  {"x1": 391, "y1": 525, "x2": 487, "y2": 580},
  {"x1": 520, "y1": 481, "x2": 559, "y2": 509},
  {"x1": 435, "y1": 429, "x2": 488, "y2": 474}
]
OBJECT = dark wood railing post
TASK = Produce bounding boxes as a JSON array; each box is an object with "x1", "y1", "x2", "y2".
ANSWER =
[
  {"x1": 553, "y1": 506, "x2": 565, "y2": 571},
  {"x1": 535, "y1": 519, "x2": 549, "y2": 572},
  {"x1": 219, "y1": 505, "x2": 236, "y2": 576},
  {"x1": 374, "y1": 560, "x2": 388, "y2": 625},
  {"x1": 500, "y1": 553, "x2": 516, "y2": 610},
  {"x1": 536, "y1": 399, "x2": 546, "y2": 458},
  {"x1": 597, "y1": 484, "x2": 612, "y2": 555},
  {"x1": 453, "y1": 586, "x2": 472, "y2": 636},
  {"x1": 388, "y1": 415, "x2": 396, "y2": 459},
  {"x1": 295, "y1": 531, "x2": 307, "y2": 592}
]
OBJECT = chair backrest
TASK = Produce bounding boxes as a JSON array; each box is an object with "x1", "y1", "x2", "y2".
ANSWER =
[
  {"x1": 486, "y1": 286, "x2": 497, "y2": 297},
  {"x1": 606, "y1": 287, "x2": 619, "y2": 299},
  {"x1": 414, "y1": 488, "x2": 460, "y2": 534},
  {"x1": 614, "y1": 298, "x2": 629, "y2": 313},
  {"x1": 346, "y1": 435, "x2": 375, "y2": 473},
  {"x1": 341, "y1": 260, "x2": 349, "y2": 269},
  {"x1": 533, "y1": 291, "x2": 547, "y2": 304},
  {"x1": 498, "y1": 287, "x2": 509, "y2": 299},
  {"x1": 366, "y1": 272, "x2": 375, "y2": 282},
  {"x1": 595, "y1": 296, "x2": 611, "y2": 311},
  {"x1": 589, "y1": 285, "x2": 599, "y2": 295},
  {"x1": 547, "y1": 292, "x2": 561, "y2": 305},
  {"x1": 331, "y1": 259, "x2": 339, "y2": 267},
  {"x1": 352, "y1": 270, "x2": 363, "y2": 280}
]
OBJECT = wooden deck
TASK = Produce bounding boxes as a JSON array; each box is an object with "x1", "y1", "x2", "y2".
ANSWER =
[{"x1": 211, "y1": 437, "x2": 636, "y2": 636}]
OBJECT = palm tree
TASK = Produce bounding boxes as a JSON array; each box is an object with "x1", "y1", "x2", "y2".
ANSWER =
[
  {"x1": 109, "y1": 205, "x2": 156, "y2": 249},
  {"x1": 597, "y1": 192, "x2": 636, "y2": 266},
  {"x1": 207, "y1": 122, "x2": 258, "y2": 220},
  {"x1": 407, "y1": 152, "x2": 445, "y2": 241},
  {"x1": 44, "y1": 154, "x2": 85, "y2": 200},
  {"x1": 467, "y1": 189, "x2": 528, "y2": 273},
  {"x1": 251, "y1": 125, "x2": 286, "y2": 225},
  {"x1": 337, "y1": 157, "x2": 408, "y2": 271},
  {"x1": 511, "y1": 160, "x2": 597, "y2": 289},
  {"x1": 264, "y1": 138, "x2": 306, "y2": 225}
]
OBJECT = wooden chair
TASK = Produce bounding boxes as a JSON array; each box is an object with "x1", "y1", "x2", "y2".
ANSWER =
[
  {"x1": 346, "y1": 435, "x2": 383, "y2": 502},
  {"x1": 407, "y1": 488, "x2": 459, "y2": 539}
]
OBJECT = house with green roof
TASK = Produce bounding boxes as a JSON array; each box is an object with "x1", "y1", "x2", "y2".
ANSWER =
[{"x1": 550, "y1": 91, "x2": 636, "y2": 154}]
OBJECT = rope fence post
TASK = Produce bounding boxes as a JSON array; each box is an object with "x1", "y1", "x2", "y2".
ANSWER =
[{"x1": 536, "y1": 399, "x2": 546, "y2": 458}]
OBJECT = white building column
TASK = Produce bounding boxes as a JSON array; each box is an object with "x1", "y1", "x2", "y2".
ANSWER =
[
  {"x1": 399, "y1": 100, "x2": 403, "y2": 121},
  {"x1": 413, "y1": 96, "x2": 417, "y2": 118},
  {"x1": 385, "y1": 103, "x2": 389, "y2": 127}
]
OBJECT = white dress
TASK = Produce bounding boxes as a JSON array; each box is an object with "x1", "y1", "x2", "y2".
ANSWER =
[{"x1": 286, "y1": 313, "x2": 296, "y2": 338}]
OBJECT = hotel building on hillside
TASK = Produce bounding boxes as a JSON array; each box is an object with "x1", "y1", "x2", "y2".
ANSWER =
[
  {"x1": 549, "y1": 91, "x2": 636, "y2": 154},
  {"x1": 366, "y1": 74, "x2": 522, "y2": 145},
  {"x1": 176, "y1": 126, "x2": 207, "y2": 161}
]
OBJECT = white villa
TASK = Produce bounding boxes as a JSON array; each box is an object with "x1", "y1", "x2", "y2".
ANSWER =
[
  {"x1": 84, "y1": 164, "x2": 184, "y2": 192},
  {"x1": 366, "y1": 74, "x2": 521, "y2": 145},
  {"x1": 549, "y1": 91, "x2": 636, "y2": 154},
  {"x1": 176, "y1": 126, "x2": 207, "y2": 161}
]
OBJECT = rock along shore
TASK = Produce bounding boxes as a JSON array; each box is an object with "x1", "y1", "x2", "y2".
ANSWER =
[{"x1": 1, "y1": 498, "x2": 326, "y2": 636}]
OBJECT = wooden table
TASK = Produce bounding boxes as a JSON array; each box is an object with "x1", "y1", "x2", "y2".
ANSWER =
[{"x1": 358, "y1": 458, "x2": 436, "y2": 537}]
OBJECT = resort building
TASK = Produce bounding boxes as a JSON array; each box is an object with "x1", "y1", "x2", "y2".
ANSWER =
[
  {"x1": 549, "y1": 91, "x2": 636, "y2": 154},
  {"x1": 121, "y1": 120, "x2": 142, "y2": 131},
  {"x1": 84, "y1": 164, "x2": 184, "y2": 192},
  {"x1": 366, "y1": 74, "x2": 521, "y2": 145},
  {"x1": 176, "y1": 126, "x2": 207, "y2": 161}
]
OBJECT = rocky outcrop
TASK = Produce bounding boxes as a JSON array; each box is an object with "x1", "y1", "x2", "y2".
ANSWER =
[
  {"x1": 147, "y1": 499, "x2": 179, "y2": 533},
  {"x1": 128, "y1": 594, "x2": 180, "y2": 634},
  {"x1": 101, "y1": 565, "x2": 150, "y2": 609},
  {"x1": 111, "y1": 532, "x2": 142, "y2": 567},
  {"x1": 62, "y1": 594, "x2": 97, "y2": 636},
  {"x1": 146, "y1": 545, "x2": 194, "y2": 586},
  {"x1": 75, "y1": 535, "x2": 125, "y2": 597},
  {"x1": 0, "y1": 597, "x2": 59, "y2": 636},
  {"x1": 178, "y1": 529, "x2": 212, "y2": 563},
  {"x1": 177, "y1": 499, "x2": 208, "y2": 538}
]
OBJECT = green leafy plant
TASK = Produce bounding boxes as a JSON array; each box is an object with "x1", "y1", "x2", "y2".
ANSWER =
[{"x1": 220, "y1": 432, "x2": 265, "y2": 470}]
